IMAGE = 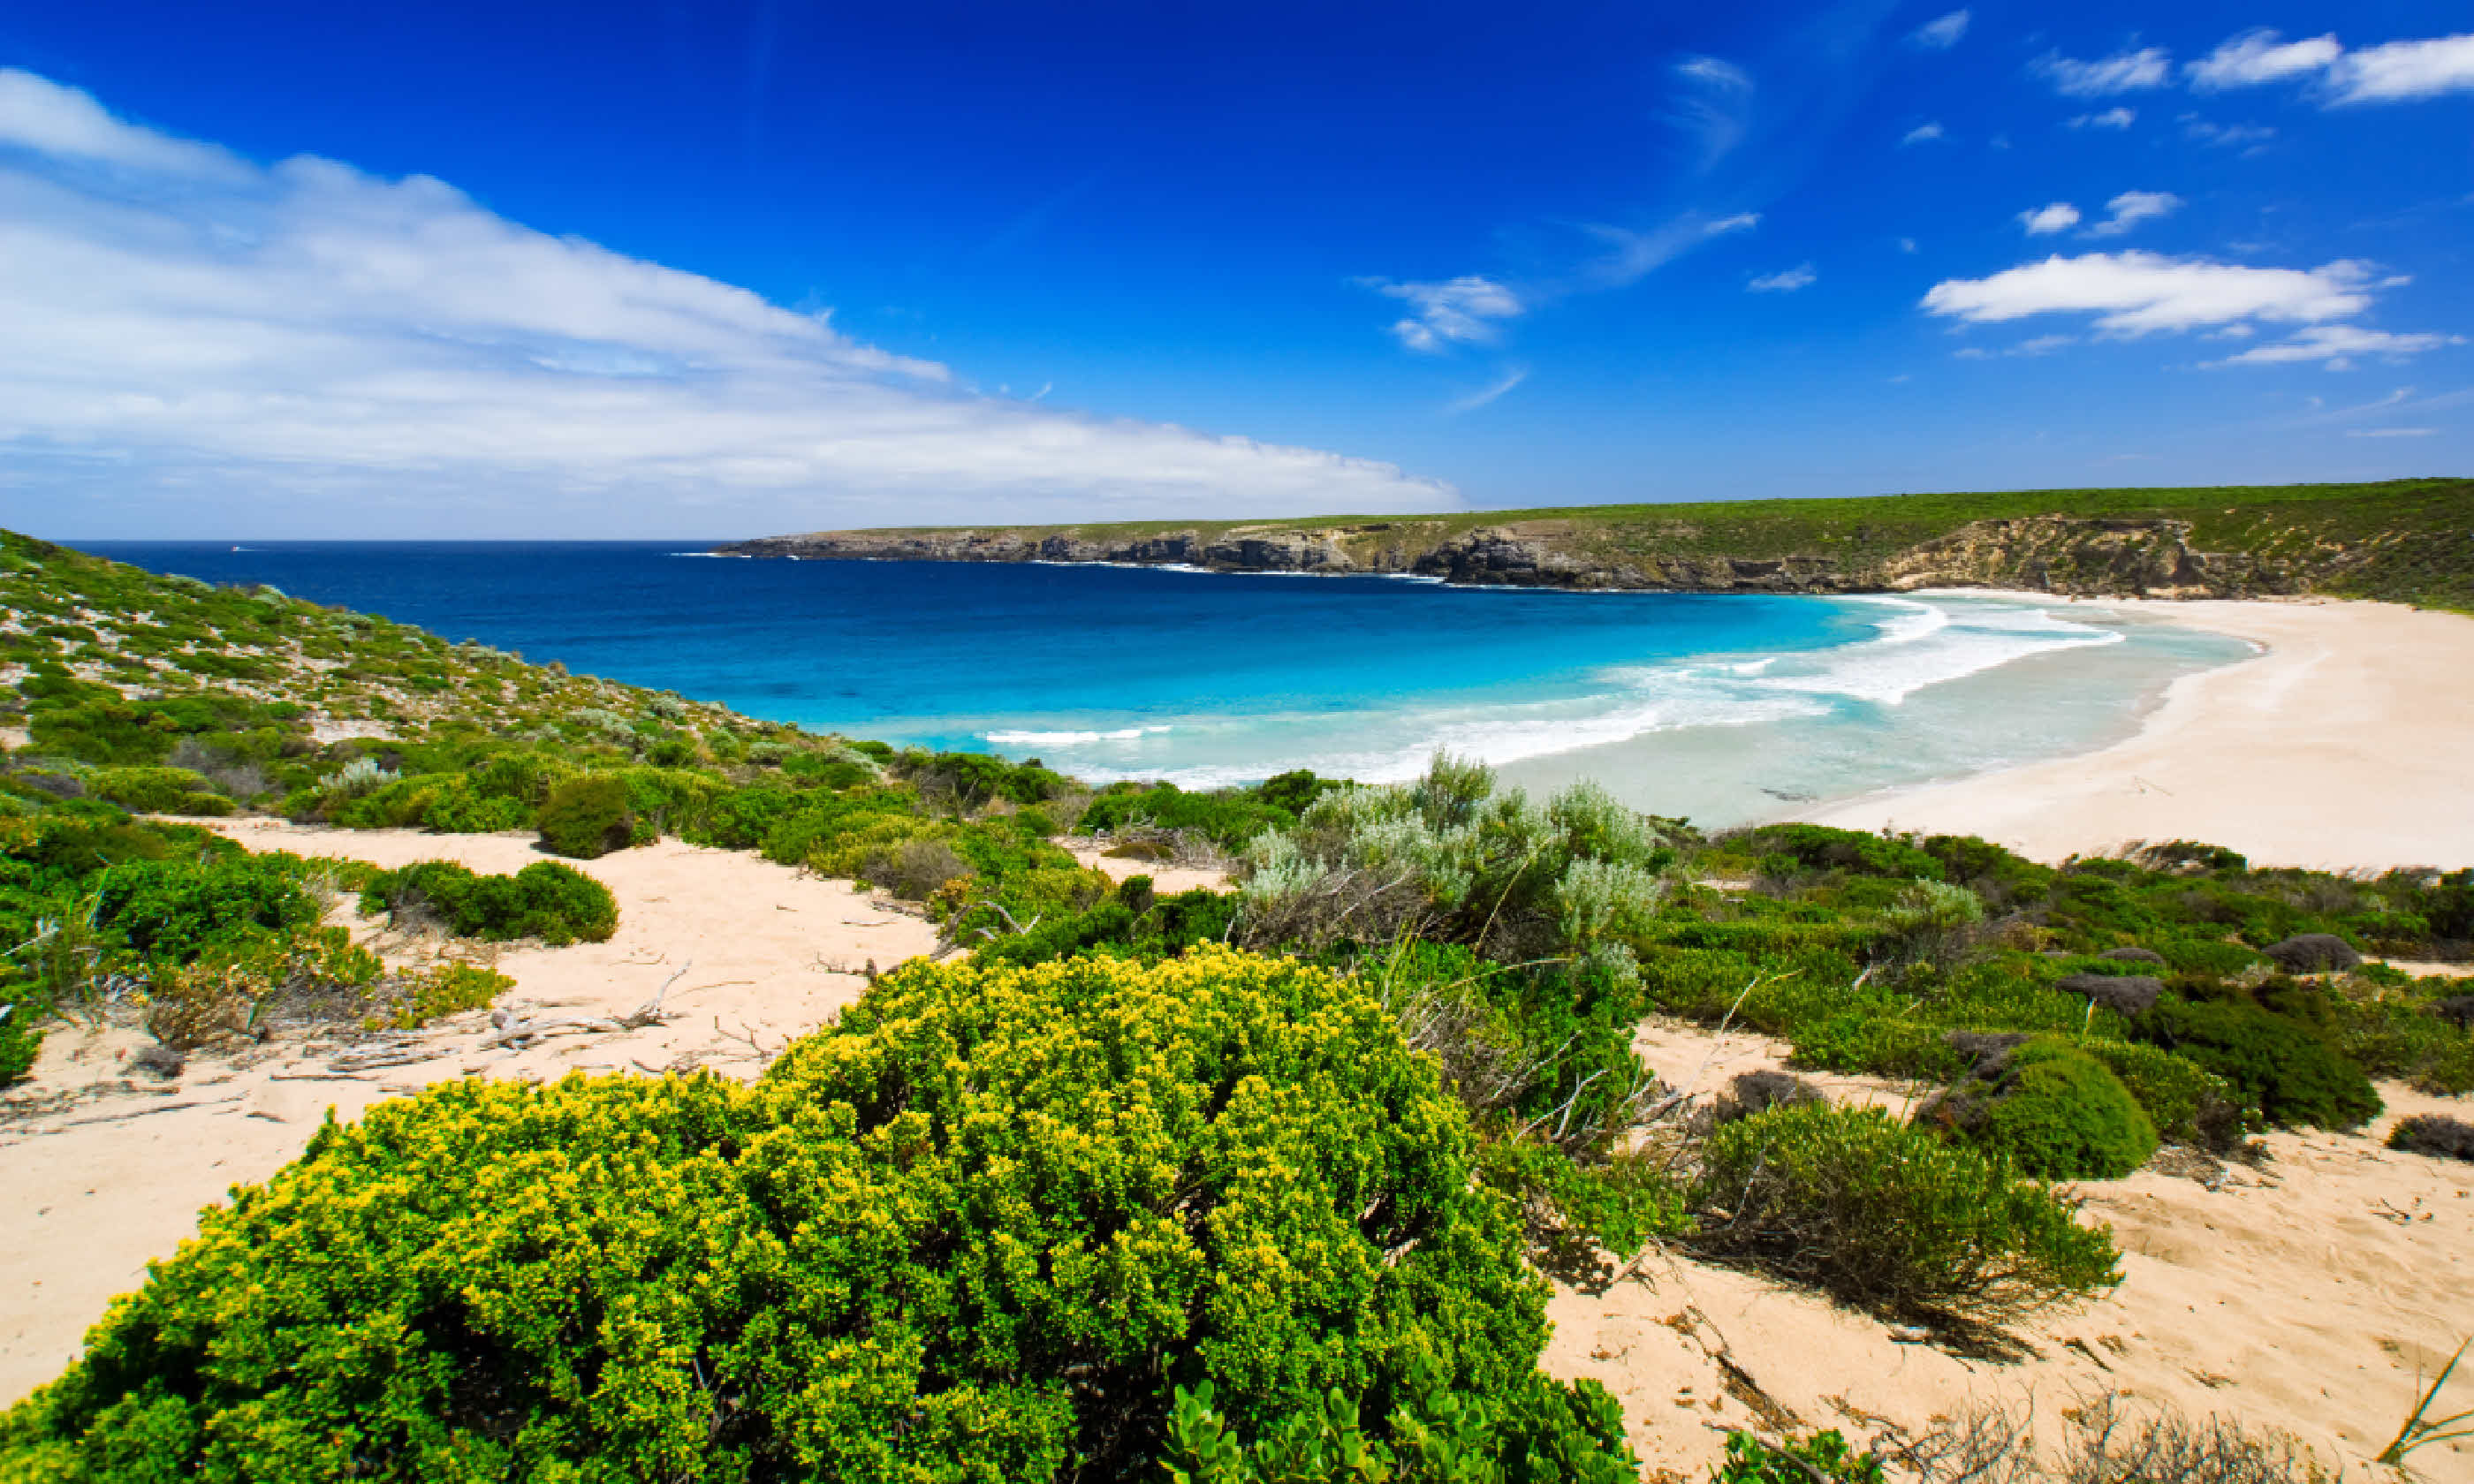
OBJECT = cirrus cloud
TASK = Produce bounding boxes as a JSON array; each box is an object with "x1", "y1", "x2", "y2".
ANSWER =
[
  {"x1": 2035, "y1": 48, "x2": 2173, "y2": 97},
  {"x1": 0, "y1": 70, "x2": 1456, "y2": 537}
]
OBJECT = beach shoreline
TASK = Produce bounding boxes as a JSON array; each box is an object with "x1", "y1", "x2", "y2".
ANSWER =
[{"x1": 1795, "y1": 592, "x2": 2474, "y2": 872}]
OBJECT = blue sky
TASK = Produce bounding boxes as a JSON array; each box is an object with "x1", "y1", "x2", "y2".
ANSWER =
[{"x1": 0, "y1": 1, "x2": 2468, "y2": 537}]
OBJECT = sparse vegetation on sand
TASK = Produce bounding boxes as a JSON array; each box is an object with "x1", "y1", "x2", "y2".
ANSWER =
[{"x1": 2, "y1": 533, "x2": 2470, "y2": 1478}]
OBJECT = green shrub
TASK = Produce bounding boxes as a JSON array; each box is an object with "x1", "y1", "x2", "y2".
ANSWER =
[
  {"x1": 1711, "y1": 1429, "x2": 1886, "y2": 1484},
  {"x1": 2073, "y1": 1038, "x2": 2244, "y2": 1147},
  {"x1": 1790, "y1": 1014, "x2": 1969, "y2": 1081},
  {"x1": 1924, "y1": 1042, "x2": 2159, "y2": 1179},
  {"x1": 2, "y1": 949, "x2": 1615, "y2": 1480},
  {"x1": 1159, "y1": 1371, "x2": 1635, "y2": 1484},
  {"x1": 2329, "y1": 990, "x2": 2474, "y2": 1095},
  {"x1": 376, "y1": 960, "x2": 515, "y2": 1029},
  {"x1": 1689, "y1": 1103, "x2": 2121, "y2": 1323},
  {"x1": 2134, "y1": 999, "x2": 2382, "y2": 1131},
  {"x1": 537, "y1": 774, "x2": 634, "y2": 859},
  {"x1": 1734, "y1": 823, "x2": 1946, "y2": 882},
  {"x1": 92, "y1": 854, "x2": 322, "y2": 962},
  {"x1": 87, "y1": 767, "x2": 232, "y2": 816},
  {"x1": 360, "y1": 860, "x2": 618, "y2": 946}
]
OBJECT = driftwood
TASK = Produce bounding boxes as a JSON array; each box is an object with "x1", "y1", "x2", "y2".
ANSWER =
[{"x1": 482, "y1": 963, "x2": 689, "y2": 1050}]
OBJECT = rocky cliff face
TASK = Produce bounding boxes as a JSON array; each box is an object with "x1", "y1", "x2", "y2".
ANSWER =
[{"x1": 715, "y1": 515, "x2": 2331, "y2": 599}]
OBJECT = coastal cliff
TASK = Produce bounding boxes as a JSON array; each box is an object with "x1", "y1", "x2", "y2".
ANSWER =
[{"x1": 716, "y1": 477, "x2": 2474, "y2": 606}]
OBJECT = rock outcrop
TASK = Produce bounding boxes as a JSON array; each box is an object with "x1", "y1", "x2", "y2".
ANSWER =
[{"x1": 715, "y1": 510, "x2": 2383, "y2": 600}]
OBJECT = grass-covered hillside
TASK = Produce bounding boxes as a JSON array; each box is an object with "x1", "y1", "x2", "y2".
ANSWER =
[
  {"x1": 724, "y1": 476, "x2": 2474, "y2": 610},
  {"x1": 4, "y1": 532, "x2": 2471, "y2": 1481}
]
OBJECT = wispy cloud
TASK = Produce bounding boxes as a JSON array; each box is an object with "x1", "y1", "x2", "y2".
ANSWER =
[
  {"x1": 2019, "y1": 202, "x2": 2083, "y2": 236},
  {"x1": 2035, "y1": 48, "x2": 2174, "y2": 97},
  {"x1": 2347, "y1": 426, "x2": 2438, "y2": 436},
  {"x1": 1909, "y1": 11, "x2": 1969, "y2": 50},
  {"x1": 1668, "y1": 56, "x2": 1757, "y2": 169},
  {"x1": 2182, "y1": 117, "x2": 2275, "y2": 148},
  {"x1": 2083, "y1": 190, "x2": 2182, "y2": 238},
  {"x1": 1362, "y1": 275, "x2": 1523, "y2": 353},
  {"x1": 1444, "y1": 366, "x2": 1529, "y2": 414},
  {"x1": 2211, "y1": 324, "x2": 2462, "y2": 368},
  {"x1": 1901, "y1": 121, "x2": 1947, "y2": 146},
  {"x1": 2065, "y1": 107, "x2": 2136, "y2": 129},
  {"x1": 1749, "y1": 263, "x2": 1817, "y2": 292},
  {"x1": 0, "y1": 70, "x2": 1453, "y2": 534},
  {"x1": 2184, "y1": 30, "x2": 2341, "y2": 90}
]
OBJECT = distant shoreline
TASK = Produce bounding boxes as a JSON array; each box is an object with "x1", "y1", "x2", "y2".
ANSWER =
[{"x1": 1796, "y1": 592, "x2": 2474, "y2": 872}]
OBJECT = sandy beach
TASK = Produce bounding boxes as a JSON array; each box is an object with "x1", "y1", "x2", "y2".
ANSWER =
[{"x1": 1802, "y1": 594, "x2": 2474, "y2": 872}]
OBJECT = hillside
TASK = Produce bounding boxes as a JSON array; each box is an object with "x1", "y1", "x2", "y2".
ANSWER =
[{"x1": 717, "y1": 477, "x2": 2474, "y2": 610}]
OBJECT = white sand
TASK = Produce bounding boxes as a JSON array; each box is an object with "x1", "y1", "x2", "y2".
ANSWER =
[{"x1": 1802, "y1": 595, "x2": 2474, "y2": 871}]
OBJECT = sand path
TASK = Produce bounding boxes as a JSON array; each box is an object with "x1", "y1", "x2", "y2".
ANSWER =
[{"x1": 1803, "y1": 595, "x2": 2474, "y2": 872}]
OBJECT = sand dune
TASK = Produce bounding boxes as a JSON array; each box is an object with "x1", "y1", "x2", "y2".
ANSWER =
[
  {"x1": 1542, "y1": 1019, "x2": 2474, "y2": 1479},
  {"x1": 1805, "y1": 596, "x2": 2474, "y2": 872}
]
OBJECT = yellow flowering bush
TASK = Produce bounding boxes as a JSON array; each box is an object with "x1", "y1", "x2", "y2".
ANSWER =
[{"x1": 0, "y1": 947, "x2": 1630, "y2": 1481}]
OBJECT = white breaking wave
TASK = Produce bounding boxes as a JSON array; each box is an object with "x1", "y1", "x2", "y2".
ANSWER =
[
  {"x1": 984, "y1": 725, "x2": 1174, "y2": 746},
  {"x1": 1750, "y1": 596, "x2": 2119, "y2": 705}
]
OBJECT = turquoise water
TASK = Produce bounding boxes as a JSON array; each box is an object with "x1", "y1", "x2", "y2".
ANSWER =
[{"x1": 85, "y1": 543, "x2": 2256, "y2": 829}]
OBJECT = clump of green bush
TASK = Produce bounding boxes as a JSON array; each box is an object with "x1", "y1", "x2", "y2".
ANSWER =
[
  {"x1": 2133, "y1": 997, "x2": 2381, "y2": 1131},
  {"x1": 1689, "y1": 1102, "x2": 2121, "y2": 1324},
  {"x1": 359, "y1": 859, "x2": 617, "y2": 946},
  {"x1": 87, "y1": 766, "x2": 234, "y2": 816},
  {"x1": 536, "y1": 774, "x2": 636, "y2": 858},
  {"x1": 1923, "y1": 1041, "x2": 2159, "y2": 1179},
  {"x1": 1, "y1": 948, "x2": 1632, "y2": 1480}
]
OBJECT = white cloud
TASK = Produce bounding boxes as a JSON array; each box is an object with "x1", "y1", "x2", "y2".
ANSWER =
[
  {"x1": 1897, "y1": 237, "x2": 1919, "y2": 254},
  {"x1": 2211, "y1": 324, "x2": 2460, "y2": 367},
  {"x1": 2019, "y1": 202, "x2": 2083, "y2": 236},
  {"x1": 2183, "y1": 117, "x2": 2276, "y2": 148},
  {"x1": 2185, "y1": 30, "x2": 2341, "y2": 90},
  {"x1": 0, "y1": 70, "x2": 1453, "y2": 535},
  {"x1": 1748, "y1": 263, "x2": 1817, "y2": 292},
  {"x1": 1367, "y1": 275, "x2": 1523, "y2": 353},
  {"x1": 2036, "y1": 48, "x2": 2174, "y2": 97},
  {"x1": 2083, "y1": 190, "x2": 2182, "y2": 238},
  {"x1": 0, "y1": 71, "x2": 254, "y2": 183},
  {"x1": 1444, "y1": 366, "x2": 1529, "y2": 414},
  {"x1": 2066, "y1": 107, "x2": 2137, "y2": 129},
  {"x1": 1922, "y1": 251, "x2": 2379, "y2": 334},
  {"x1": 2325, "y1": 34, "x2": 2474, "y2": 104},
  {"x1": 1910, "y1": 11, "x2": 1970, "y2": 50},
  {"x1": 1901, "y1": 121, "x2": 1947, "y2": 146},
  {"x1": 2347, "y1": 426, "x2": 2437, "y2": 436}
]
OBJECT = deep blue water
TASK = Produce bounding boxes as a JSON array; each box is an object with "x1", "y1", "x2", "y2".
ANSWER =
[{"x1": 80, "y1": 541, "x2": 2254, "y2": 825}]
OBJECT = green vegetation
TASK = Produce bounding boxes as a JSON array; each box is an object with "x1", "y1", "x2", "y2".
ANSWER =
[
  {"x1": 1689, "y1": 1103, "x2": 2121, "y2": 1324},
  {"x1": 4, "y1": 531, "x2": 2472, "y2": 1478},
  {"x1": 2, "y1": 950, "x2": 1635, "y2": 1481},
  {"x1": 1924, "y1": 1041, "x2": 2159, "y2": 1180},
  {"x1": 358, "y1": 859, "x2": 618, "y2": 946}
]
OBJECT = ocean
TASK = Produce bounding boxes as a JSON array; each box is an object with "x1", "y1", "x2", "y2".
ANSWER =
[{"x1": 82, "y1": 541, "x2": 2257, "y2": 829}]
